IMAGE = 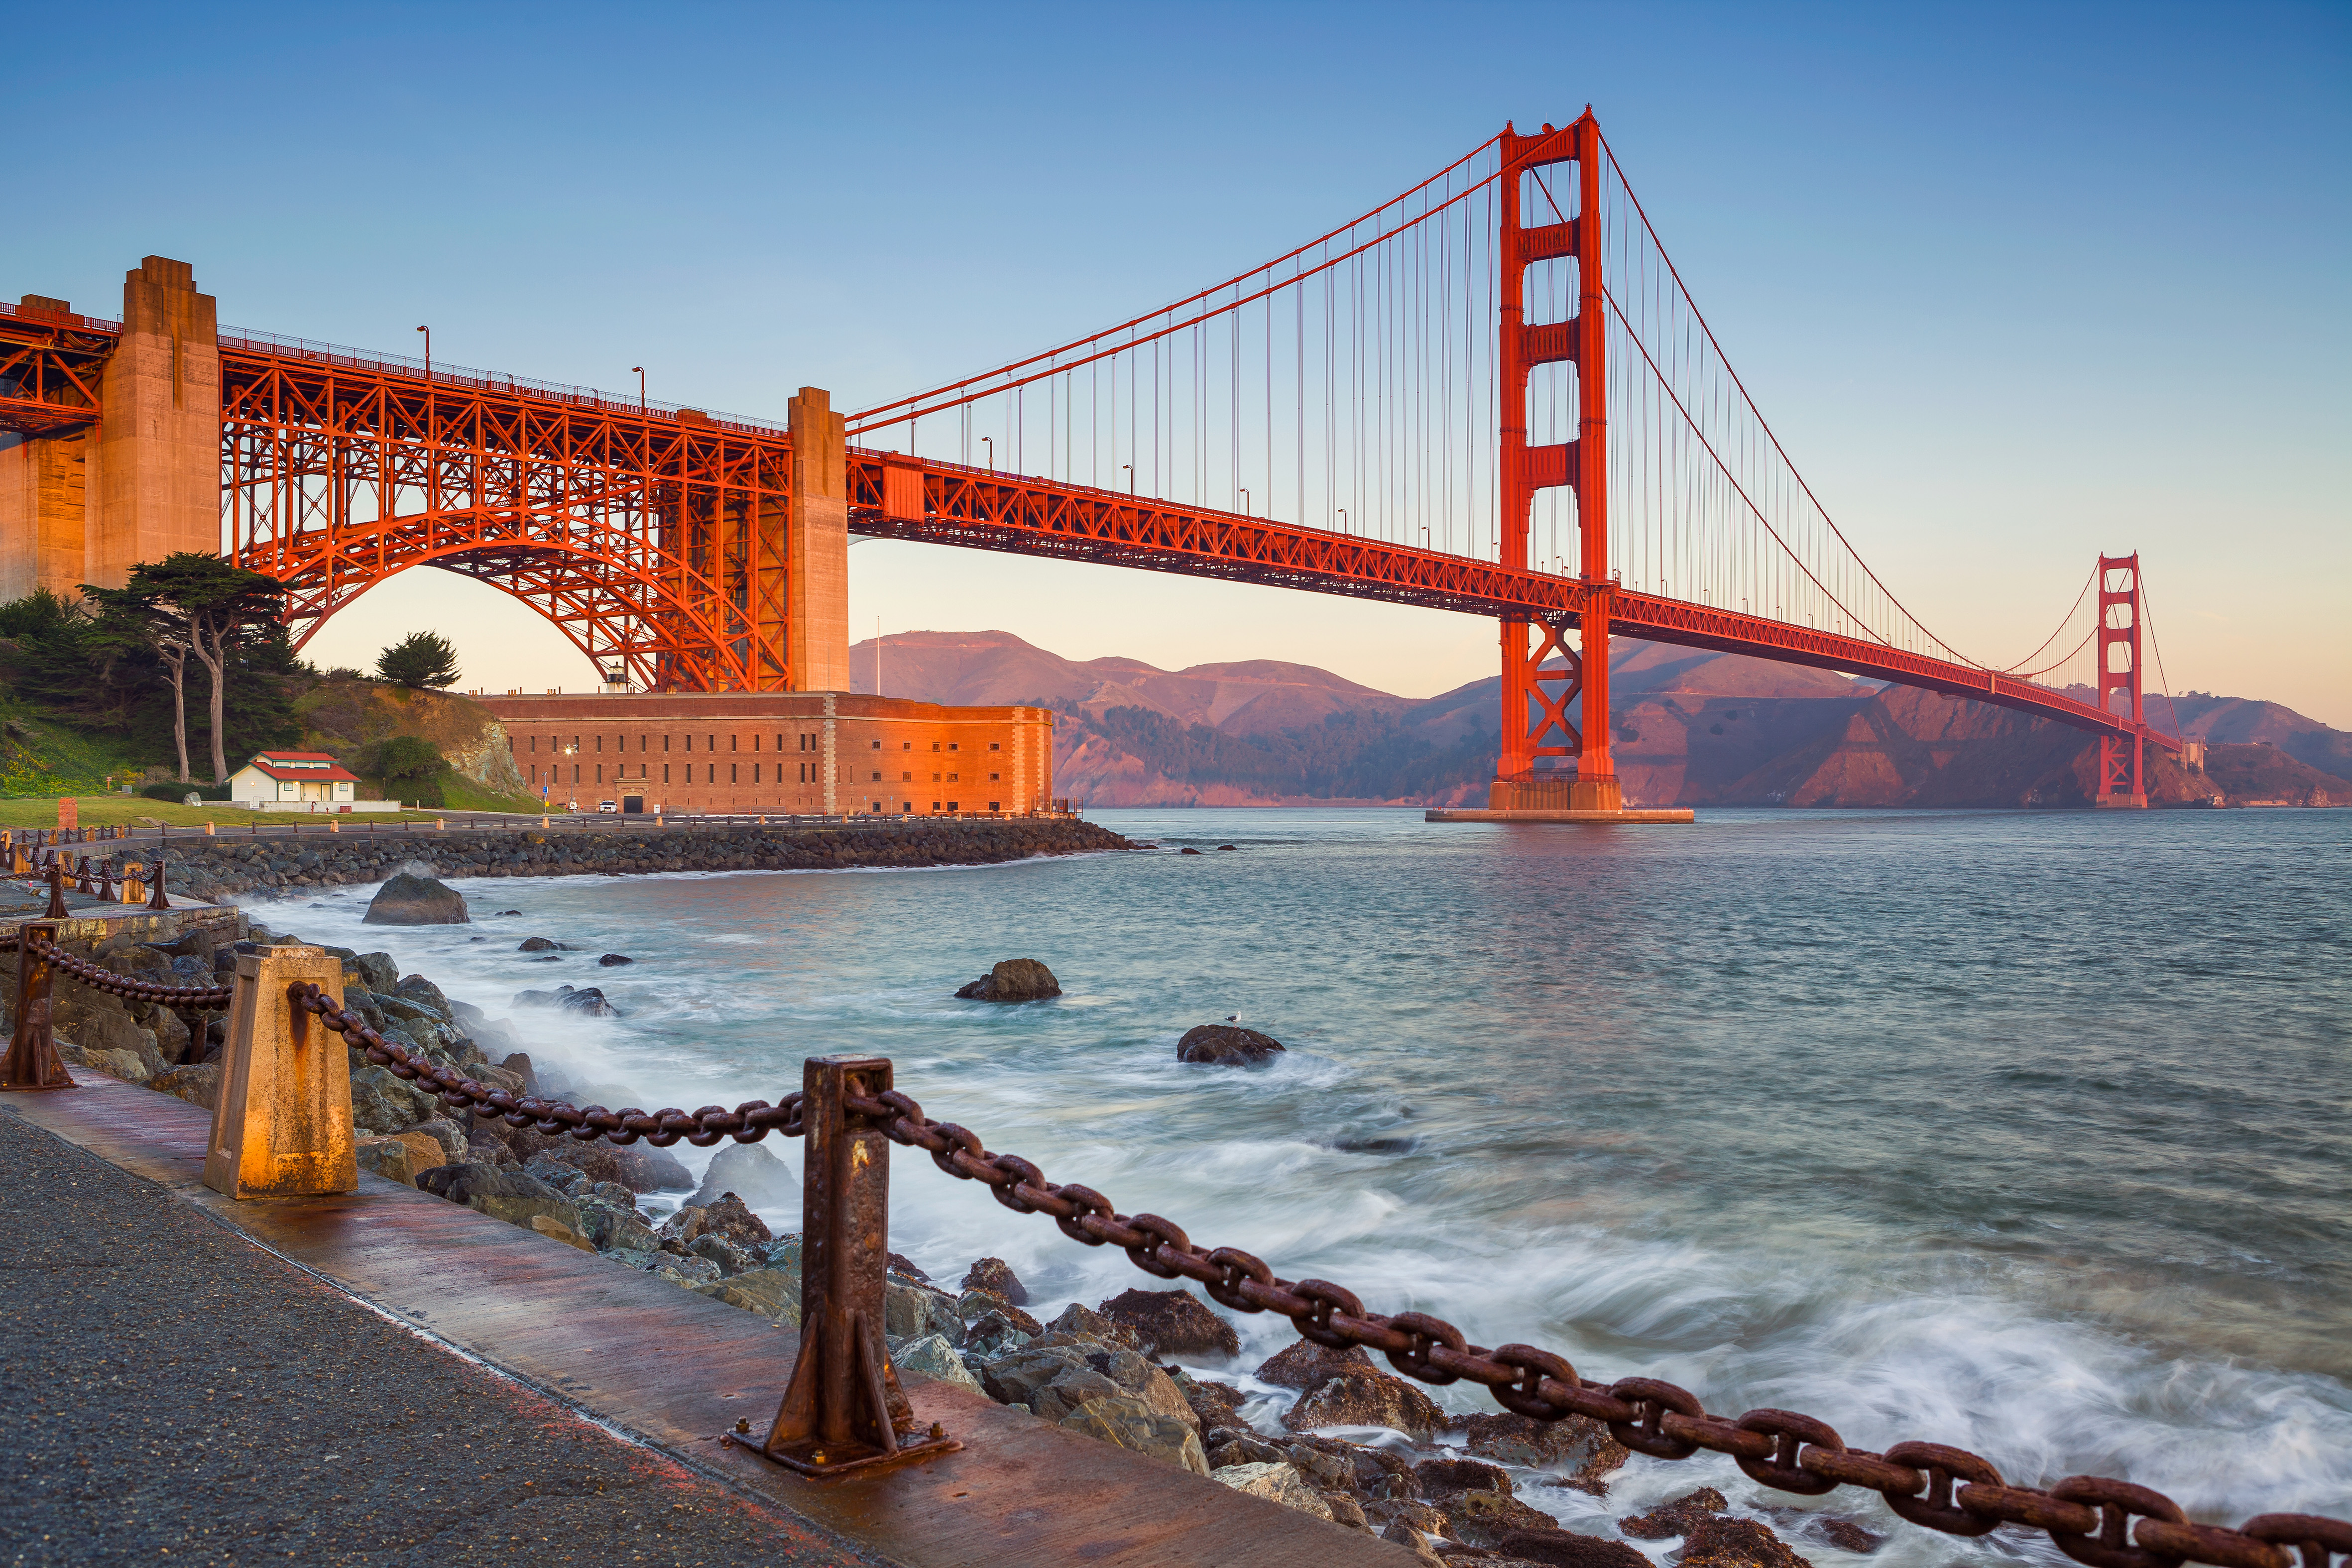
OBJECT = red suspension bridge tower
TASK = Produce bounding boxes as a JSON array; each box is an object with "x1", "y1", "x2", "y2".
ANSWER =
[{"x1": 1494, "y1": 112, "x2": 1621, "y2": 814}]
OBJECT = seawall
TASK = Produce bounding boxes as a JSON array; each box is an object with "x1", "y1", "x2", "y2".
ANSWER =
[{"x1": 145, "y1": 819, "x2": 1131, "y2": 903}]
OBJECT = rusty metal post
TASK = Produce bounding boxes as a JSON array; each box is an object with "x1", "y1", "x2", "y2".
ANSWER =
[
  {"x1": 202, "y1": 945, "x2": 357, "y2": 1198},
  {"x1": 145, "y1": 859, "x2": 170, "y2": 911},
  {"x1": 43, "y1": 862, "x2": 68, "y2": 919},
  {"x1": 750, "y1": 1054, "x2": 957, "y2": 1477},
  {"x1": 1, "y1": 922, "x2": 74, "y2": 1092}
]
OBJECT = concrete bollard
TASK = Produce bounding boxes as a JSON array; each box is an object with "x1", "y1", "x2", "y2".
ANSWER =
[{"x1": 203, "y1": 946, "x2": 358, "y2": 1199}]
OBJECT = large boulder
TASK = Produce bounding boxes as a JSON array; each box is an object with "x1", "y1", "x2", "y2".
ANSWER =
[
  {"x1": 1255, "y1": 1339, "x2": 1373, "y2": 1388},
  {"x1": 1211, "y1": 1461, "x2": 1333, "y2": 1521},
  {"x1": 150, "y1": 1062, "x2": 221, "y2": 1111},
  {"x1": 1496, "y1": 1531, "x2": 1654, "y2": 1568},
  {"x1": 1282, "y1": 1368, "x2": 1448, "y2": 1442},
  {"x1": 1096, "y1": 1287, "x2": 1240, "y2": 1356},
  {"x1": 1619, "y1": 1487, "x2": 1728, "y2": 1540},
  {"x1": 895, "y1": 1333, "x2": 983, "y2": 1394},
  {"x1": 416, "y1": 1162, "x2": 582, "y2": 1235},
  {"x1": 1176, "y1": 1024, "x2": 1285, "y2": 1066},
  {"x1": 691, "y1": 1267, "x2": 798, "y2": 1322},
  {"x1": 687, "y1": 1141, "x2": 798, "y2": 1211},
  {"x1": 978, "y1": 1334, "x2": 1207, "y2": 1474},
  {"x1": 1671, "y1": 1515, "x2": 1815, "y2": 1568},
  {"x1": 364, "y1": 872, "x2": 469, "y2": 926},
  {"x1": 954, "y1": 958, "x2": 1062, "y2": 1002},
  {"x1": 1459, "y1": 1411, "x2": 1627, "y2": 1494},
  {"x1": 960, "y1": 1256, "x2": 1030, "y2": 1305}
]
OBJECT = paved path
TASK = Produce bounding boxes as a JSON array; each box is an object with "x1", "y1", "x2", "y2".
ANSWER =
[{"x1": 0, "y1": 1112, "x2": 872, "y2": 1568}]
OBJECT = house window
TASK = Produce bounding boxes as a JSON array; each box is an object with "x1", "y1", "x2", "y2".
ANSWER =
[
  {"x1": 595, "y1": 736, "x2": 602, "y2": 752},
  {"x1": 988, "y1": 801, "x2": 1000, "y2": 811},
  {"x1": 902, "y1": 772, "x2": 912, "y2": 782},
  {"x1": 641, "y1": 735, "x2": 648, "y2": 751},
  {"x1": 573, "y1": 765, "x2": 581, "y2": 784},
  {"x1": 948, "y1": 743, "x2": 958, "y2": 752},
  {"x1": 730, "y1": 735, "x2": 737, "y2": 752},
  {"x1": 989, "y1": 742, "x2": 1000, "y2": 751},
  {"x1": 596, "y1": 765, "x2": 603, "y2": 783},
  {"x1": 989, "y1": 772, "x2": 1000, "y2": 782},
  {"x1": 529, "y1": 736, "x2": 537, "y2": 752},
  {"x1": 684, "y1": 734, "x2": 692, "y2": 752},
  {"x1": 731, "y1": 764, "x2": 738, "y2": 783},
  {"x1": 946, "y1": 801, "x2": 958, "y2": 811},
  {"x1": 932, "y1": 772, "x2": 941, "y2": 783},
  {"x1": 664, "y1": 735, "x2": 671, "y2": 752},
  {"x1": 871, "y1": 740, "x2": 881, "y2": 750},
  {"x1": 753, "y1": 764, "x2": 761, "y2": 783},
  {"x1": 932, "y1": 742, "x2": 941, "y2": 751},
  {"x1": 663, "y1": 764, "x2": 671, "y2": 783},
  {"x1": 948, "y1": 772, "x2": 958, "y2": 782},
  {"x1": 870, "y1": 771, "x2": 880, "y2": 782}
]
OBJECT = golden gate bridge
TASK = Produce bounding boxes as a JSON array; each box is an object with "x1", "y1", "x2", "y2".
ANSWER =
[{"x1": 0, "y1": 112, "x2": 2179, "y2": 813}]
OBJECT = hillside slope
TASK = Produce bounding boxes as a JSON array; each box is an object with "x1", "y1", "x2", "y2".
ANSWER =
[{"x1": 850, "y1": 629, "x2": 2350, "y2": 810}]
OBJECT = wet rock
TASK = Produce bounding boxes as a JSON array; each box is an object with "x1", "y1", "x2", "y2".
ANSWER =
[
  {"x1": 687, "y1": 1233, "x2": 751, "y2": 1276},
  {"x1": 691, "y1": 1267, "x2": 796, "y2": 1322},
  {"x1": 1417, "y1": 1456, "x2": 1516, "y2": 1500},
  {"x1": 1211, "y1": 1460, "x2": 1332, "y2": 1521},
  {"x1": 364, "y1": 872, "x2": 469, "y2": 925},
  {"x1": 417, "y1": 1162, "x2": 583, "y2": 1236},
  {"x1": 1176, "y1": 1023, "x2": 1286, "y2": 1066},
  {"x1": 957, "y1": 1288, "x2": 1041, "y2": 1333},
  {"x1": 597, "y1": 954, "x2": 633, "y2": 967},
  {"x1": 1181, "y1": 1374, "x2": 1250, "y2": 1434},
  {"x1": 1058, "y1": 1397, "x2": 1209, "y2": 1474},
  {"x1": 960, "y1": 1255, "x2": 1029, "y2": 1305},
  {"x1": 1365, "y1": 1499, "x2": 1451, "y2": 1539},
  {"x1": 529, "y1": 1213, "x2": 596, "y2": 1251},
  {"x1": 886, "y1": 1279, "x2": 964, "y2": 1346},
  {"x1": 574, "y1": 1196, "x2": 658, "y2": 1254},
  {"x1": 1180, "y1": 847, "x2": 1202, "y2": 855},
  {"x1": 517, "y1": 936, "x2": 569, "y2": 951},
  {"x1": 1286, "y1": 1431, "x2": 1421, "y2": 1502},
  {"x1": 76, "y1": 1010, "x2": 166, "y2": 1080},
  {"x1": 1323, "y1": 1491, "x2": 1370, "y2": 1531},
  {"x1": 1440, "y1": 1487, "x2": 1577, "y2": 1550},
  {"x1": 886, "y1": 1253, "x2": 930, "y2": 1283},
  {"x1": 1206, "y1": 1429, "x2": 1288, "y2": 1468},
  {"x1": 1216, "y1": 844, "x2": 1238, "y2": 851},
  {"x1": 1095, "y1": 1287, "x2": 1240, "y2": 1356},
  {"x1": 1798, "y1": 1517, "x2": 1882, "y2": 1555},
  {"x1": 350, "y1": 1062, "x2": 438, "y2": 1134},
  {"x1": 523, "y1": 1139, "x2": 625, "y2": 1190},
  {"x1": 1459, "y1": 1411, "x2": 1627, "y2": 1494},
  {"x1": 1283, "y1": 1368, "x2": 1449, "y2": 1442},
  {"x1": 1044, "y1": 1302, "x2": 1143, "y2": 1350},
  {"x1": 896, "y1": 1333, "x2": 983, "y2": 1394},
  {"x1": 1620, "y1": 1487, "x2": 1728, "y2": 1540},
  {"x1": 353, "y1": 952, "x2": 401, "y2": 993},
  {"x1": 1499, "y1": 1530, "x2": 1655, "y2": 1568},
  {"x1": 962, "y1": 1307, "x2": 1040, "y2": 1357},
  {"x1": 1256, "y1": 1338, "x2": 1375, "y2": 1389},
  {"x1": 355, "y1": 1135, "x2": 420, "y2": 1186},
  {"x1": 1672, "y1": 1515, "x2": 1814, "y2": 1568},
  {"x1": 613, "y1": 1142, "x2": 695, "y2": 1193},
  {"x1": 687, "y1": 1141, "x2": 797, "y2": 1211},
  {"x1": 150, "y1": 1062, "x2": 220, "y2": 1111},
  {"x1": 1382, "y1": 1521, "x2": 1449, "y2": 1568},
  {"x1": 953, "y1": 957, "x2": 1062, "y2": 1002},
  {"x1": 663, "y1": 1192, "x2": 772, "y2": 1249}
]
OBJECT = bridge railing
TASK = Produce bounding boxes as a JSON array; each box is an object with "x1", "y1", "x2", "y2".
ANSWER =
[
  {"x1": 6, "y1": 941, "x2": 2336, "y2": 1556},
  {"x1": 217, "y1": 326, "x2": 791, "y2": 439}
]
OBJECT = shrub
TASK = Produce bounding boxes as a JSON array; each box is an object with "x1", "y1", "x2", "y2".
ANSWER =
[{"x1": 375, "y1": 631, "x2": 460, "y2": 689}]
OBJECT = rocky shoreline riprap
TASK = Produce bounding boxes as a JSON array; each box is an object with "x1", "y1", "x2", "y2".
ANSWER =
[
  {"x1": 3, "y1": 914, "x2": 1867, "y2": 1567},
  {"x1": 132, "y1": 818, "x2": 1131, "y2": 905}
]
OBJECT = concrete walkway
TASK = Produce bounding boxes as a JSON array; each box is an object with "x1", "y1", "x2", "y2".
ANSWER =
[
  {"x1": 0, "y1": 1071, "x2": 1404, "y2": 1568},
  {"x1": 0, "y1": 1106, "x2": 871, "y2": 1568}
]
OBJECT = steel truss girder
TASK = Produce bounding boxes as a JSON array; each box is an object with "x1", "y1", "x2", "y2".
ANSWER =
[
  {"x1": 848, "y1": 451, "x2": 2177, "y2": 751},
  {"x1": 219, "y1": 349, "x2": 790, "y2": 691}
]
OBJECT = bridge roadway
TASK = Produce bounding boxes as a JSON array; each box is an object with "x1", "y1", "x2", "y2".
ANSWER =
[{"x1": 0, "y1": 1069, "x2": 1404, "y2": 1568}]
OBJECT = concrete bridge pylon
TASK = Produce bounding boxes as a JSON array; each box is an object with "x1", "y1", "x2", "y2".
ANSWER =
[{"x1": 0, "y1": 257, "x2": 219, "y2": 601}]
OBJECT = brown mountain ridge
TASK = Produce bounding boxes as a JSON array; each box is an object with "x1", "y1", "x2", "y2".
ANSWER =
[{"x1": 851, "y1": 630, "x2": 2350, "y2": 810}]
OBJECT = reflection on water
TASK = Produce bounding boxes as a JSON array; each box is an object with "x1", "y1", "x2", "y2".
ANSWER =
[{"x1": 269, "y1": 806, "x2": 2352, "y2": 1542}]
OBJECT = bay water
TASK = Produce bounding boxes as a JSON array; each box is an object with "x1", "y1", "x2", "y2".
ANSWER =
[{"x1": 271, "y1": 807, "x2": 2352, "y2": 1558}]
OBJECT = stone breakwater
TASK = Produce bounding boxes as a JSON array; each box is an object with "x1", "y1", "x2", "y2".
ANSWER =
[{"x1": 137, "y1": 819, "x2": 1131, "y2": 903}]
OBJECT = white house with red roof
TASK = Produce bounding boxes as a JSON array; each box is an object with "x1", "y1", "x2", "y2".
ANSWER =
[{"x1": 226, "y1": 751, "x2": 376, "y2": 810}]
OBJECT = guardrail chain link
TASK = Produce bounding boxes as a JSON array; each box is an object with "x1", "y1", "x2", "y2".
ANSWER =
[
  {"x1": 21, "y1": 931, "x2": 232, "y2": 1008},
  {"x1": 838, "y1": 1083, "x2": 2349, "y2": 1568},
  {"x1": 285, "y1": 982, "x2": 804, "y2": 1147}
]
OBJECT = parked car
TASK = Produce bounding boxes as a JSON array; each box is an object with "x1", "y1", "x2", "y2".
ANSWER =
[{"x1": 597, "y1": 800, "x2": 618, "y2": 813}]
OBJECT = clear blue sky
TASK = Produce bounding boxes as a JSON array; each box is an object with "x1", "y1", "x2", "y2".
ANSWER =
[{"x1": 7, "y1": 1, "x2": 2345, "y2": 722}]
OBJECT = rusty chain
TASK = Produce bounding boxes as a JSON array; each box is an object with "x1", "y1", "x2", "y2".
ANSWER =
[
  {"x1": 285, "y1": 981, "x2": 804, "y2": 1148},
  {"x1": 20, "y1": 930, "x2": 232, "y2": 1008},
  {"x1": 839, "y1": 1083, "x2": 2349, "y2": 1568}
]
